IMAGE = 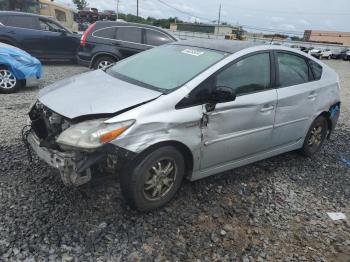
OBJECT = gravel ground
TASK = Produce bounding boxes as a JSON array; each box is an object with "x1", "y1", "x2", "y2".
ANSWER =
[{"x1": 0, "y1": 61, "x2": 349, "y2": 262}]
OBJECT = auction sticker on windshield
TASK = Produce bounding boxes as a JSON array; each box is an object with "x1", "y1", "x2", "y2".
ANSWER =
[{"x1": 182, "y1": 49, "x2": 204, "y2": 56}]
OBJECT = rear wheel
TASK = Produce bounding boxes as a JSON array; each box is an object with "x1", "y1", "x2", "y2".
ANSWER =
[
  {"x1": 300, "y1": 116, "x2": 328, "y2": 157},
  {"x1": 93, "y1": 56, "x2": 117, "y2": 70},
  {"x1": 0, "y1": 67, "x2": 21, "y2": 94},
  {"x1": 120, "y1": 146, "x2": 185, "y2": 212}
]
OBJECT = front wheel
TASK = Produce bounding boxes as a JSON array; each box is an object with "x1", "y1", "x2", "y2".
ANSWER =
[
  {"x1": 300, "y1": 116, "x2": 328, "y2": 157},
  {"x1": 120, "y1": 146, "x2": 185, "y2": 212},
  {"x1": 0, "y1": 67, "x2": 21, "y2": 94}
]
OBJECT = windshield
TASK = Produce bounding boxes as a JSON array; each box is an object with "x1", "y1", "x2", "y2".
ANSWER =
[{"x1": 108, "y1": 45, "x2": 227, "y2": 92}]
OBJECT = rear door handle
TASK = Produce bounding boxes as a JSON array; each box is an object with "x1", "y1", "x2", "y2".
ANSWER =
[
  {"x1": 260, "y1": 105, "x2": 274, "y2": 112},
  {"x1": 112, "y1": 42, "x2": 121, "y2": 46}
]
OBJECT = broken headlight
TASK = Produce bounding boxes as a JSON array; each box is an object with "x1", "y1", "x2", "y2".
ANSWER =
[{"x1": 56, "y1": 119, "x2": 135, "y2": 149}]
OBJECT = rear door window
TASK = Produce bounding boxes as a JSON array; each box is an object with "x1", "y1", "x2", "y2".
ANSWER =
[
  {"x1": 93, "y1": 27, "x2": 116, "y2": 39},
  {"x1": 309, "y1": 60, "x2": 323, "y2": 80},
  {"x1": 277, "y1": 52, "x2": 309, "y2": 87},
  {"x1": 145, "y1": 29, "x2": 173, "y2": 46},
  {"x1": 6, "y1": 16, "x2": 40, "y2": 30},
  {"x1": 116, "y1": 27, "x2": 142, "y2": 43}
]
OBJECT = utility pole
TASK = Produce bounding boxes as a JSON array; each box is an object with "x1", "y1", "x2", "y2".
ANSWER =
[
  {"x1": 116, "y1": 0, "x2": 119, "y2": 20},
  {"x1": 137, "y1": 0, "x2": 139, "y2": 17},
  {"x1": 217, "y1": 4, "x2": 221, "y2": 37}
]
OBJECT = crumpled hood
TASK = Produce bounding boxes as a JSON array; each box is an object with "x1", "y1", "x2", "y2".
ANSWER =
[{"x1": 38, "y1": 70, "x2": 162, "y2": 119}]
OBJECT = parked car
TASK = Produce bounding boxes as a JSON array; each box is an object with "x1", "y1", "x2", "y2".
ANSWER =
[
  {"x1": 0, "y1": 11, "x2": 80, "y2": 60},
  {"x1": 343, "y1": 49, "x2": 350, "y2": 61},
  {"x1": 25, "y1": 40, "x2": 340, "y2": 211},
  {"x1": 309, "y1": 48, "x2": 322, "y2": 59},
  {"x1": 331, "y1": 48, "x2": 345, "y2": 59},
  {"x1": 0, "y1": 42, "x2": 42, "y2": 93},
  {"x1": 77, "y1": 21, "x2": 177, "y2": 69},
  {"x1": 320, "y1": 49, "x2": 332, "y2": 59}
]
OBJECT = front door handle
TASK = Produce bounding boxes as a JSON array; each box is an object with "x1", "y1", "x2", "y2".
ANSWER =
[{"x1": 260, "y1": 105, "x2": 274, "y2": 112}]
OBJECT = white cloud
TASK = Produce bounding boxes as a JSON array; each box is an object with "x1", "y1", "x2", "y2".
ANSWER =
[{"x1": 56, "y1": 0, "x2": 350, "y2": 32}]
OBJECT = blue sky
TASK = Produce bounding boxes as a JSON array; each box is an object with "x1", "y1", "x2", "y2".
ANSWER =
[{"x1": 57, "y1": 0, "x2": 350, "y2": 33}]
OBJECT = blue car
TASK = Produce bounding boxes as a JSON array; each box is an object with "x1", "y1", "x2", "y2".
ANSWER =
[{"x1": 0, "y1": 42, "x2": 42, "y2": 93}]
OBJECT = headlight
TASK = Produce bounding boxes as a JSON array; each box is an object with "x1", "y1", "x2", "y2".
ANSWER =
[{"x1": 56, "y1": 119, "x2": 135, "y2": 149}]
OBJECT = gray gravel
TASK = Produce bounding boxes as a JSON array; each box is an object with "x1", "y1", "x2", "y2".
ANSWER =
[{"x1": 0, "y1": 61, "x2": 349, "y2": 261}]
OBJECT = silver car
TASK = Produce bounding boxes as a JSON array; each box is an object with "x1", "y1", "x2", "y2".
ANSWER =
[{"x1": 25, "y1": 40, "x2": 341, "y2": 211}]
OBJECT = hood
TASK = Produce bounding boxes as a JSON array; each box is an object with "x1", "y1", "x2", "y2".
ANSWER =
[{"x1": 38, "y1": 70, "x2": 162, "y2": 120}]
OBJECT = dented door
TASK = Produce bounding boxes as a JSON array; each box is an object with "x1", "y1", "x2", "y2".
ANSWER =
[{"x1": 200, "y1": 89, "x2": 278, "y2": 171}]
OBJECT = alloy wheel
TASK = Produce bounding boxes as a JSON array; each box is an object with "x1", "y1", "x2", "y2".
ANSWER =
[
  {"x1": 0, "y1": 69, "x2": 17, "y2": 90},
  {"x1": 143, "y1": 158, "x2": 177, "y2": 201},
  {"x1": 308, "y1": 125, "x2": 323, "y2": 147},
  {"x1": 97, "y1": 60, "x2": 113, "y2": 70}
]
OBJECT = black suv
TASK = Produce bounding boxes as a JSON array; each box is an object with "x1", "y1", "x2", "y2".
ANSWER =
[
  {"x1": 0, "y1": 11, "x2": 80, "y2": 60},
  {"x1": 77, "y1": 21, "x2": 177, "y2": 69}
]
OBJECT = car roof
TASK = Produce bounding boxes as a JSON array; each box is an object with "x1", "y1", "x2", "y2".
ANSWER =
[
  {"x1": 0, "y1": 11, "x2": 42, "y2": 18},
  {"x1": 95, "y1": 21, "x2": 171, "y2": 33},
  {"x1": 171, "y1": 39, "x2": 260, "y2": 54}
]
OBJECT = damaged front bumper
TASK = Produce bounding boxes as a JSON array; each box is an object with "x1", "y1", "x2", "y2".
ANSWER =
[{"x1": 26, "y1": 132, "x2": 105, "y2": 187}]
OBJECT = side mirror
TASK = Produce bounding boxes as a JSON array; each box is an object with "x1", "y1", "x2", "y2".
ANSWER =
[
  {"x1": 205, "y1": 86, "x2": 236, "y2": 112},
  {"x1": 57, "y1": 29, "x2": 67, "y2": 35},
  {"x1": 209, "y1": 86, "x2": 236, "y2": 104}
]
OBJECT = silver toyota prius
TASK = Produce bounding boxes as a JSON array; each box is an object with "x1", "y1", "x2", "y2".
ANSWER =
[{"x1": 25, "y1": 39, "x2": 341, "y2": 211}]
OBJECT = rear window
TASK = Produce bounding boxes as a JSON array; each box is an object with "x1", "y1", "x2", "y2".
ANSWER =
[
  {"x1": 6, "y1": 16, "x2": 39, "y2": 30},
  {"x1": 93, "y1": 27, "x2": 116, "y2": 39},
  {"x1": 116, "y1": 27, "x2": 142, "y2": 43},
  {"x1": 145, "y1": 29, "x2": 173, "y2": 46},
  {"x1": 309, "y1": 60, "x2": 323, "y2": 80}
]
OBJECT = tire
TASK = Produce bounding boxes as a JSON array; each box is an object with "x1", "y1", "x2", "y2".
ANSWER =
[
  {"x1": 120, "y1": 146, "x2": 185, "y2": 212},
  {"x1": 93, "y1": 56, "x2": 117, "y2": 70},
  {"x1": 300, "y1": 116, "x2": 328, "y2": 157},
  {"x1": 0, "y1": 66, "x2": 21, "y2": 94}
]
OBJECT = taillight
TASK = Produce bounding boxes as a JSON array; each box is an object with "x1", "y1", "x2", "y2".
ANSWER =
[{"x1": 80, "y1": 23, "x2": 96, "y2": 47}]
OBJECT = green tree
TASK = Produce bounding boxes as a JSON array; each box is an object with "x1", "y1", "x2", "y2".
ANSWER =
[{"x1": 72, "y1": 0, "x2": 88, "y2": 10}]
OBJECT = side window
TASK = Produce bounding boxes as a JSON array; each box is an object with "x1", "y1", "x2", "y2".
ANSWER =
[
  {"x1": 6, "y1": 16, "x2": 39, "y2": 30},
  {"x1": 93, "y1": 27, "x2": 116, "y2": 39},
  {"x1": 176, "y1": 53, "x2": 271, "y2": 109},
  {"x1": 145, "y1": 29, "x2": 172, "y2": 46},
  {"x1": 215, "y1": 53, "x2": 271, "y2": 96},
  {"x1": 309, "y1": 60, "x2": 323, "y2": 80},
  {"x1": 116, "y1": 27, "x2": 142, "y2": 43},
  {"x1": 55, "y1": 9, "x2": 67, "y2": 22},
  {"x1": 278, "y1": 52, "x2": 309, "y2": 87}
]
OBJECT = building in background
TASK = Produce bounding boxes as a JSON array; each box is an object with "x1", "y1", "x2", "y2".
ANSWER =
[
  {"x1": 304, "y1": 30, "x2": 350, "y2": 45},
  {"x1": 170, "y1": 23, "x2": 241, "y2": 36},
  {"x1": 0, "y1": 0, "x2": 40, "y2": 13}
]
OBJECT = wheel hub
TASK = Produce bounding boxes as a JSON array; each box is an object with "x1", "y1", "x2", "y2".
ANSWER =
[
  {"x1": 98, "y1": 60, "x2": 113, "y2": 70},
  {"x1": 308, "y1": 125, "x2": 323, "y2": 147},
  {"x1": 0, "y1": 69, "x2": 16, "y2": 89},
  {"x1": 143, "y1": 158, "x2": 177, "y2": 201}
]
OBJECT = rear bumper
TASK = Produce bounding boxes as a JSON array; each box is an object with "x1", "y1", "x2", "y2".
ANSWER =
[{"x1": 77, "y1": 56, "x2": 91, "y2": 68}]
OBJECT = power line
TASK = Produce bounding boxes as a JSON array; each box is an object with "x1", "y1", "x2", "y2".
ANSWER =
[{"x1": 154, "y1": 0, "x2": 213, "y2": 21}]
